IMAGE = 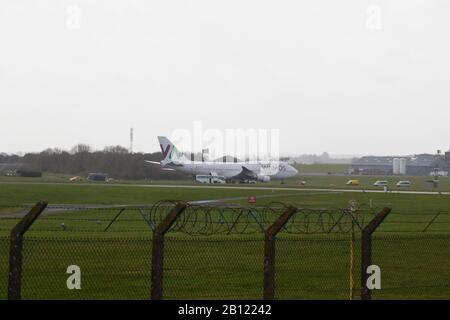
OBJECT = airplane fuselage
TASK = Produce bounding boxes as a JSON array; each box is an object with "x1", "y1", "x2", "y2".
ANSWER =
[
  {"x1": 152, "y1": 136, "x2": 299, "y2": 182},
  {"x1": 164, "y1": 161, "x2": 298, "y2": 180}
]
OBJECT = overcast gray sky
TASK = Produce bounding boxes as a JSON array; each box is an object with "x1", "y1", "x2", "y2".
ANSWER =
[{"x1": 1, "y1": 1, "x2": 449, "y2": 156}]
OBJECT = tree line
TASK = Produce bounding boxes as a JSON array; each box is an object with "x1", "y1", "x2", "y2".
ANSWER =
[{"x1": 0, "y1": 144, "x2": 188, "y2": 180}]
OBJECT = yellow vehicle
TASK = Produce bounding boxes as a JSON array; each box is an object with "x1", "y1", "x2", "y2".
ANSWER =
[{"x1": 346, "y1": 179, "x2": 360, "y2": 186}]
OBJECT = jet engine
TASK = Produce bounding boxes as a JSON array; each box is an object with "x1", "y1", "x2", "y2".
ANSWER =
[{"x1": 257, "y1": 175, "x2": 271, "y2": 182}]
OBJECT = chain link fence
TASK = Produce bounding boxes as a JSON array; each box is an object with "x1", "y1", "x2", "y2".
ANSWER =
[
  {"x1": 0, "y1": 235, "x2": 9, "y2": 299},
  {"x1": 371, "y1": 234, "x2": 450, "y2": 299},
  {"x1": 0, "y1": 201, "x2": 449, "y2": 299},
  {"x1": 164, "y1": 236, "x2": 264, "y2": 299},
  {"x1": 20, "y1": 237, "x2": 153, "y2": 299},
  {"x1": 275, "y1": 235, "x2": 361, "y2": 299}
]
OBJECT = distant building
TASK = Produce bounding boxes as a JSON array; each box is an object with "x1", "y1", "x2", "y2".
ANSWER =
[
  {"x1": 351, "y1": 151, "x2": 450, "y2": 176},
  {"x1": 0, "y1": 163, "x2": 42, "y2": 177},
  {"x1": 0, "y1": 163, "x2": 25, "y2": 174},
  {"x1": 16, "y1": 170, "x2": 42, "y2": 178}
]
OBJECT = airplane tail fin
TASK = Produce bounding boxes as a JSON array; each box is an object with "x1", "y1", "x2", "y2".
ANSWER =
[{"x1": 158, "y1": 136, "x2": 190, "y2": 164}]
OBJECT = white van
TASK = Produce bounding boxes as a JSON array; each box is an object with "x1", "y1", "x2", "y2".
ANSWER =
[
  {"x1": 396, "y1": 180, "x2": 411, "y2": 187},
  {"x1": 195, "y1": 175, "x2": 226, "y2": 184},
  {"x1": 373, "y1": 180, "x2": 388, "y2": 187}
]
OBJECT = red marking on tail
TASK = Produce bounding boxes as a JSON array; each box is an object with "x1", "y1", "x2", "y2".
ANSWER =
[{"x1": 160, "y1": 144, "x2": 171, "y2": 158}]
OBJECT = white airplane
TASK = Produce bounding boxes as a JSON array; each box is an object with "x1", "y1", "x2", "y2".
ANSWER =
[{"x1": 146, "y1": 136, "x2": 299, "y2": 182}]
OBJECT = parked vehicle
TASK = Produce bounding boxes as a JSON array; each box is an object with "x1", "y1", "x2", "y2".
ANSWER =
[
  {"x1": 396, "y1": 180, "x2": 411, "y2": 187},
  {"x1": 195, "y1": 174, "x2": 226, "y2": 184},
  {"x1": 373, "y1": 180, "x2": 388, "y2": 187},
  {"x1": 346, "y1": 180, "x2": 360, "y2": 186},
  {"x1": 239, "y1": 179, "x2": 256, "y2": 184}
]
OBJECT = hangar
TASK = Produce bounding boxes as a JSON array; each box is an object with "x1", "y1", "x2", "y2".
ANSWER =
[{"x1": 351, "y1": 151, "x2": 450, "y2": 176}]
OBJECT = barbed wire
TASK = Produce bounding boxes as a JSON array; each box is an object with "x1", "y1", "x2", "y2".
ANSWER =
[
  {"x1": 143, "y1": 201, "x2": 375, "y2": 235},
  {"x1": 2, "y1": 200, "x2": 450, "y2": 235}
]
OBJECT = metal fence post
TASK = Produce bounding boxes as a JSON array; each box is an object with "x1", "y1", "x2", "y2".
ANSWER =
[
  {"x1": 151, "y1": 202, "x2": 187, "y2": 300},
  {"x1": 263, "y1": 206, "x2": 297, "y2": 300},
  {"x1": 360, "y1": 207, "x2": 391, "y2": 300},
  {"x1": 8, "y1": 201, "x2": 48, "y2": 300}
]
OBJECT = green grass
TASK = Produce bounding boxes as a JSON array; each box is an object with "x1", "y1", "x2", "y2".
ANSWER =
[
  {"x1": 295, "y1": 163, "x2": 350, "y2": 174},
  {"x1": 2, "y1": 169, "x2": 450, "y2": 193},
  {"x1": 0, "y1": 181, "x2": 450, "y2": 300},
  {"x1": 0, "y1": 182, "x2": 300, "y2": 206},
  {"x1": 2, "y1": 233, "x2": 449, "y2": 299}
]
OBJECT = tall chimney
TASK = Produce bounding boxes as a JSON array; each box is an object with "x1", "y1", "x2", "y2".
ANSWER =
[{"x1": 129, "y1": 128, "x2": 134, "y2": 154}]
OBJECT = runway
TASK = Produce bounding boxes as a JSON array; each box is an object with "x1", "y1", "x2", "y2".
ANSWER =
[
  {"x1": 0, "y1": 191, "x2": 342, "y2": 219},
  {"x1": 130, "y1": 183, "x2": 450, "y2": 196},
  {"x1": 1, "y1": 180, "x2": 449, "y2": 196}
]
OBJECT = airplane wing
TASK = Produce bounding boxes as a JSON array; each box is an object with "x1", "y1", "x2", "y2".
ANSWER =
[
  {"x1": 230, "y1": 166, "x2": 258, "y2": 181},
  {"x1": 145, "y1": 160, "x2": 161, "y2": 165},
  {"x1": 144, "y1": 160, "x2": 175, "y2": 171},
  {"x1": 145, "y1": 160, "x2": 183, "y2": 167}
]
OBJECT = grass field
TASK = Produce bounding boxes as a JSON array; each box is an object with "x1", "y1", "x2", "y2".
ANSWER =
[
  {"x1": 2, "y1": 171, "x2": 450, "y2": 193},
  {"x1": 0, "y1": 180, "x2": 449, "y2": 300},
  {"x1": 295, "y1": 163, "x2": 350, "y2": 174}
]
